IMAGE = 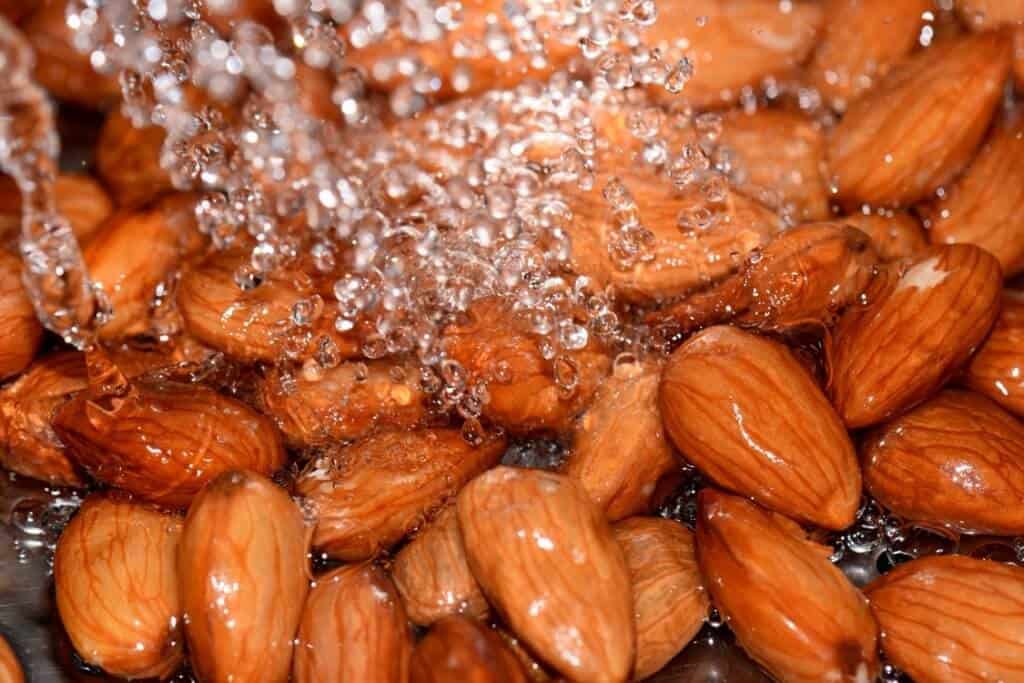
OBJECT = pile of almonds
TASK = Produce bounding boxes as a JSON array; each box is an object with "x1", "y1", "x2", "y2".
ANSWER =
[{"x1": 2, "y1": 1, "x2": 1024, "y2": 682}]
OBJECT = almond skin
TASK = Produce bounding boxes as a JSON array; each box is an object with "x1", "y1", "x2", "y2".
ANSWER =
[
  {"x1": 830, "y1": 244, "x2": 1003, "y2": 428},
  {"x1": 1015, "y1": 28, "x2": 1024, "y2": 88},
  {"x1": 178, "y1": 470, "x2": 309, "y2": 683},
  {"x1": 293, "y1": 564, "x2": 413, "y2": 683},
  {"x1": 921, "y1": 116, "x2": 1024, "y2": 278},
  {"x1": 0, "y1": 250, "x2": 44, "y2": 381},
  {"x1": 0, "y1": 634, "x2": 23, "y2": 683},
  {"x1": 410, "y1": 616, "x2": 528, "y2": 683},
  {"x1": 457, "y1": 467, "x2": 634, "y2": 683},
  {"x1": 965, "y1": 289, "x2": 1024, "y2": 417},
  {"x1": 53, "y1": 376, "x2": 287, "y2": 507},
  {"x1": 0, "y1": 173, "x2": 113, "y2": 245},
  {"x1": 696, "y1": 489, "x2": 879, "y2": 683},
  {"x1": 958, "y1": 0, "x2": 1024, "y2": 29},
  {"x1": 827, "y1": 31, "x2": 1012, "y2": 207},
  {"x1": 863, "y1": 389, "x2": 1024, "y2": 534},
  {"x1": 96, "y1": 109, "x2": 173, "y2": 209},
  {"x1": 256, "y1": 361, "x2": 426, "y2": 448},
  {"x1": 54, "y1": 496, "x2": 184, "y2": 680},
  {"x1": 612, "y1": 517, "x2": 708, "y2": 680},
  {"x1": 297, "y1": 428, "x2": 506, "y2": 561},
  {"x1": 660, "y1": 325, "x2": 860, "y2": 529},
  {"x1": 565, "y1": 359, "x2": 679, "y2": 521},
  {"x1": 866, "y1": 555, "x2": 1024, "y2": 683},
  {"x1": 391, "y1": 505, "x2": 489, "y2": 627},
  {"x1": 839, "y1": 211, "x2": 928, "y2": 262}
]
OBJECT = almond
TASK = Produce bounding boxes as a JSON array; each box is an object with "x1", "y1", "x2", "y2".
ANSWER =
[
  {"x1": 920, "y1": 115, "x2": 1024, "y2": 278},
  {"x1": 256, "y1": 360, "x2": 426, "y2": 449},
  {"x1": 838, "y1": 210, "x2": 928, "y2": 262},
  {"x1": 1015, "y1": 28, "x2": 1024, "y2": 88},
  {"x1": 866, "y1": 555, "x2": 1024, "y2": 683},
  {"x1": 0, "y1": 173, "x2": 113, "y2": 245},
  {"x1": 958, "y1": 0, "x2": 1024, "y2": 29},
  {"x1": 827, "y1": 31, "x2": 1012, "y2": 207},
  {"x1": 0, "y1": 634, "x2": 23, "y2": 683},
  {"x1": 718, "y1": 109, "x2": 830, "y2": 223},
  {"x1": 391, "y1": 505, "x2": 489, "y2": 627},
  {"x1": 293, "y1": 563, "x2": 413, "y2": 683},
  {"x1": 862, "y1": 389, "x2": 1024, "y2": 534},
  {"x1": 297, "y1": 428, "x2": 506, "y2": 561},
  {"x1": 565, "y1": 359, "x2": 679, "y2": 521},
  {"x1": 696, "y1": 489, "x2": 880, "y2": 683},
  {"x1": 54, "y1": 495, "x2": 184, "y2": 680},
  {"x1": 0, "y1": 250, "x2": 43, "y2": 380},
  {"x1": 805, "y1": 0, "x2": 930, "y2": 110},
  {"x1": 178, "y1": 470, "x2": 309, "y2": 683},
  {"x1": 660, "y1": 325, "x2": 861, "y2": 529},
  {"x1": 457, "y1": 467, "x2": 634, "y2": 683},
  {"x1": 53, "y1": 355, "x2": 287, "y2": 507},
  {"x1": 96, "y1": 109, "x2": 173, "y2": 209},
  {"x1": 410, "y1": 616, "x2": 528, "y2": 683},
  {"x1": 494, "y1": 627, "x2": 554, "y2": 683},
  {"x1": 965, "y1": 289, "x2": 1024, "y2": 417},
  {"x1": 442, "y1": 297, "x2": 610, "y2": 433},
  {"x1": 612, "y1": 517, "x2": 708, "y2": 680},
  {"x1": 829, "y1": 244, "x2": 1002, "y2": 428},
  {"x1": 0, "y1": 0, "x2": 31, "y2": 22}
]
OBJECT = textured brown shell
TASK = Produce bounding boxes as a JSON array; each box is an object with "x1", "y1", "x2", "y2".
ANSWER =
[{"x1": 966, "y1": 290, "x2": 1024, "y2": 417}]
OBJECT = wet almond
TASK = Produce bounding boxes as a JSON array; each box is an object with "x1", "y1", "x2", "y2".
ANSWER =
[
  {"x1": 660, "y1": 325, "x2": 861, "y2": 529},
  {"x1": 613, "y1": 517, "x2": 708, "y2": 681},
  {"x1": 565, "y1": 359, "x2": 679, "y2": 521},
  {"x1": 293, "y1": 564, "x2": 412, "y2": 683},
  {"x1": 410, "y1": 616, "x2": 528, "y2": 683},
  {"x1": 697, "y1": 489, "x2": 879, "y2": 683},
  {"x1": 297, "y1": 428, "x2": 506, "y2": 561},
  {"x1": 0, "y1": 174, "x2": 113, "y2": 245},
  {"x1": 0, "y1": 634, "x2": 22, "y2": 683},
  {"x1": 96, "y1": 109, "x2": 173, "y2": 209},
  {"x1": 392, "y1": 505, "x2": 489, "y2": 627},
  {"x1": 55, "y1": 496, "x2": 184, "y2": 680},
  {"x1": 0, "y1": 251, "x2": 43, "y2": 381},
  {"x1": 1016, "y1": 28, "x2": 1024, "y2": 88},
  {"x1": 839, "y1": 210, "x2": 928, "y2": 262},
  {"x1": 866, "y1": 555, "x2": 1024, "y2": 683},
  {"x1": 965, "y1": 289, "x2": 1024, "y2": 417},
  {"x1": 958, "y1": 0, "x2": 1024, "y2": 29},
  {"x1": 830, "y1": 244, "x2": 1002, "y2": 428},
  {"x1": 457, "y1": 467, "x2": 634, "y2": 683},
  {"x1": 178, "y1": 470, "x2": 309, "y2": 683}
]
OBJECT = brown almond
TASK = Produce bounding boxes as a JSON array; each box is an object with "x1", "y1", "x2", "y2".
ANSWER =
[
  {"x1": 53, "y1": 364, "x2": 287, "y2": 507},
  {"x1": 1015, "y1": 28, "x2": 1024, "y2": 88},
  {"x1": 830, "y1": 244, "x2": 1003, "y2": 428},
  {"x1": 297, "y1": 428, "x2": 506, "y2": 561},
  {"x1": 866, "y1": 555, "x2": 1024, "y2": 683},
  {"x1": 0, "y1": 0, "x2": 31, "y2": 22},
  {"x1": 805, "y1": 0, "x2": 930, "y2": 109},
  {"x1": 660, "y1": 325, "x2": 861, "y2": 529},
  {"x1": 178, "y1": 470, "x2": 309, "y2": 683},
  {"x1": 958, "y1": 0, "x2": 1024, "y2": 29},
  {"x1": 457, "y1": 467, "x2": 634, "y2": 683},
  {"x1": 0, "y1": 250, "x2": 44, "y2": 381},
  {"x1": 0, "y1": 634, "x2": 23, "y2": 683},
  {"x1": 256, "y1": 360, "x2": 426, "y2": 448},
  {"x1": 920, "y1": 116, "x2": 1024, "y2": 278},
  {"x1": 392, "y1": 505, "x2": 489, "y2": 627},
  {"x1": 96, "y1": 109, "x2": 173, "y2": 209},
  {"x1": 863, "y1": 389, "x2": 1024, "y2": 534},
  {"x1": 839, "y1": 210, "x2": 928, "y2": 262},
  {"x1": 696, "y1": 489, "x2": 879, "y2": 683},
  {"x1": 612, "y1": 517, "x2": 708, "y2": 680},
  {"x1": 410, "y1": 616, "x2": 528, "y2": 683},
  {"x1": 293, "y1": 564, "x2": 412, "y2": 683},
  {"x1": 0, "y1": 174, "x2": 113, "y2": 245},
  {"x1": 54, "y1": 496, "x2": 184, "y2": 680},
  {"x1": 965, "y1": 289, "x2": 1024, "y2": 417},
  {"x1": 565, "y1": 359, "x2": 679, "y2": 521},
  {"x1": 442, "y1": 297, "x2": 610, "y2": 433},
  {"x1": 827, "y1": 31, "x2": 1012, "y2": 207}
]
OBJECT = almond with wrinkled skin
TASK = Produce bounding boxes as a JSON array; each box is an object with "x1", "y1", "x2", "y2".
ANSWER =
[
  {"x1": 293, "y1": 563, "x2": 412, "y2": 683},
  {"x1": 863, "y1": 389, "x2": 1024, "y2": 534},
  {"x1": 410, "y1": 616, "x2": 528, "y2": 683},
  {"x1": 457, "y1": 467, "x2": 634, "y2": 683},
  {"x1": 866, "y1": 555, "x2": 1024, "y2": 683},
  {"x1": 830, "y1": 244, "x2": 1003, "y2": 428},
  {"x1": 0, "y1": 174, "x2": 113, "y2": 245},
  {"x1": 0, "y1": 634, "x2": 23, "y2": 683},
  {"x1": 966, "y1": 290, "x2": 1024, "y2": 417},
  {"x1": 827, "y1": 31, "x2": 1012, "y2": 207},
  {"x1": 178, "y1": 471, "x2": 308, "y2": 683},
  {"x1": 697, "y1": 489, "x2": 879, "y2": 683},
  {"x1": 839, "y1": 210, "x2": 928, "y2": 262},
  {"x1": 443, "y1": 298, "x2": 610, "y2": 433},
  {"x1": 0, "y1": 250, "x2": 43, "y2": 381},
  {"x1": 256, "y1": 361, "x2": 426, "y2": 448},
  {"x1": 565, "y1": 359, "x2": 679, "y2": 521},
  {"x1": 920, "y1": 116, "x2": 1024, "y2": 278},
  {"x1": 958, "y1": 0, "x2": 1024, "y2": 29},
  {"x1": 494, "y1": 628, "x2": 553, "y2": 683},
  {"x1": 297, "y1": 428, "x2": 506, "y2": 561},
  {"x1": 718, "y1": 109, "x2": 830, "y2": 223},
  {"x1": 660, "y1": 325, "x2": 860, "y2": 529},
  {"x1": 613, "y1": 517, "x2": 708, "y2": 681},
  {"x1": 55, "y1": 496, "x2": 184, "y2": 680},
  {"x1": 53, "y1": 368, "x2": 287, "y2": 507},
  {"x1": 96, "y1": 110, "x2": 173, "y2": 209},
  {"x1": 805, "y1": 0, "x2": 930, "y2": 110},
  {"x1": 392, "y1": 505, "x2": 489, "y2": 627}
]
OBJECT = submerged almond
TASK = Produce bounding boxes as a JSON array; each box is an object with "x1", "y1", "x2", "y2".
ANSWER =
[
  {"x1": 0, "y1": 250, "x2": 44, "y2": 381},
  {"x1": 410, "y1": 616, "x2": 528, "y2": 683},
  {"x1": 965, "y1": 290, "x2": 1024, "y2": 418}
]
